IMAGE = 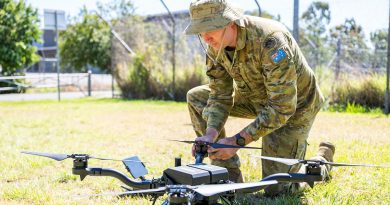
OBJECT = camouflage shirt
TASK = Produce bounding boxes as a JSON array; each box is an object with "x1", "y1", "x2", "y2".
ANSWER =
[{"x1": 202, "y1": 15, "x2": 324, "y2": 140}]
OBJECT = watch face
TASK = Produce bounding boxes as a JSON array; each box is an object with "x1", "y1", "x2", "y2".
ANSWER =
[{"x1": 236, "y1": 136, "x2": 246, "y2": 146}]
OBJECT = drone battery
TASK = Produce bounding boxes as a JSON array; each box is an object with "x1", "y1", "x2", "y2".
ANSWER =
[
  {"x1": 187, "y1": 164, "x2": 228, "y2": 183},
  {"x1": 164, "y1": 165, "x2": 210, "y2": 185}
]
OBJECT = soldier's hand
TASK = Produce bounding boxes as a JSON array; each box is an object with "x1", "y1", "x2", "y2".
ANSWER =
[
  {"x1": 208, "y1": 137, "x2": 239, "y2": 160},
  {"x1": 192, "y1": 135, "x2": 215, "y2": 157},
  {"x1": 192, "y1": 128, "x2": 218, "y2": 157}
]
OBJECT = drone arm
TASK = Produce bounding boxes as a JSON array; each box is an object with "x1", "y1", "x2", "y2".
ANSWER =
[
  {"x1": 261, "y1": 173, "x2": 323, "y2": 188},
  {"x1": 72, "y1": 167, "x2": 158, "y2": 190}
]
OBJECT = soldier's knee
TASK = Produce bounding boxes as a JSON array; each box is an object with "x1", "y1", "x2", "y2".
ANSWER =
[
  {"x1": 186, "y1": 86, "x2": 208, "y2": 104},
  {"x1": 186, "y1": 87, "x2": 197, "y2": 103}
]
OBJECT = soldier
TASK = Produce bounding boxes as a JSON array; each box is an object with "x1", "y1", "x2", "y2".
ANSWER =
[{"x1": 184, "y1": 0, "x2": 335, "y2": 196}]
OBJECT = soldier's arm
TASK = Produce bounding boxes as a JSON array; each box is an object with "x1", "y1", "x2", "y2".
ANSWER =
[
  {"x1": 202, "y1": 56, "x2": 234, "y2": 141},
  {"x1": 244, "y1": 32, "x2": 297, "y2": 141}
]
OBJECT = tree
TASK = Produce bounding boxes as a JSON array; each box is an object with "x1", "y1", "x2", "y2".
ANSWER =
[
  {"x1": 59, "y1": 0, "x2": 137, "y2": 73},
  {"x1": 96, "y1": 0, "x2": 136, "y2": 20},
  {"x1": 245, "y1": 10, "x2": 281, "y2": 21},
  {"x1": 370, "y1": 29, "x2": 387, "y2": 71},
  {"x1": 330, "y1": 18, "x2": 369, "y2": 69},
  {"x1": 0, "y1": 0, "x2": 41, "y2": 76},
  {"x1": 300, "y1": 1, "x2": 332, "y2": 69},
  {"x1": 59, "y1": 11, "x2": 111, "y2": 72}
]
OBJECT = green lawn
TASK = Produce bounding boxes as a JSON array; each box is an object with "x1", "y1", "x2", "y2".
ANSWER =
[{"x1": 0, "y1": 98, "x2": 389, "y2": 205}]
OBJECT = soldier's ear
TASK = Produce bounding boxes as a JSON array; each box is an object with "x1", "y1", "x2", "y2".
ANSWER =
[{"x1": 228, "y1": 22, "x2": 236, "y2": 29}]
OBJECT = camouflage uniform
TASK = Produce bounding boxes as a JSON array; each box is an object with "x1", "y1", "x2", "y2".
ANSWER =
[{"x1": 185, "y1": 0, "x2": 325, "y2": 196}]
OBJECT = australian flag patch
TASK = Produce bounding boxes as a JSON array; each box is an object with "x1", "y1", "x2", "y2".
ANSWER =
[{"x1": 271, "y1": 48, "x2": 287, "y2": 64}]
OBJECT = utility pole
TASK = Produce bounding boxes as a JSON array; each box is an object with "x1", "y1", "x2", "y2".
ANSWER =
[
  {"x1": 386, "y1": 0, "x2": 390, "y2": 114},
  {"x1": 254, "y1": 0, "x2": 262, "y2": 16},
  {"x1": 160, "y1": 0, "x2": 176, "y2": 101},
  {"x1": 293, "y1": 0, "x2": 300, "y2": 44}
]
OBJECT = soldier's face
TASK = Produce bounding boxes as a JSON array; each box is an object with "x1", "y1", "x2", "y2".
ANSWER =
[
  {"x1": 200, "y1": 28, "x2": 226, "y2": 49},
  {"x1": 200, "y1": 23, "x2": 237, "y2": 50}
]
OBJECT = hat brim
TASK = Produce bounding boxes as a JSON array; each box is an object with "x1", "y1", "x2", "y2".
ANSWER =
[
  {"x1": 184, "y1": 17, "x2": 231, "y2": 35},
  {"x1": 184, "y1": 6, "x2": 244, "y2": 35}
]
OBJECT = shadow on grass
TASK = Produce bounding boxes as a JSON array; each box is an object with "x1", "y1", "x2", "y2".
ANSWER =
[{"x1": 233, "y1": 192, "x2": 307, "y2": 205}]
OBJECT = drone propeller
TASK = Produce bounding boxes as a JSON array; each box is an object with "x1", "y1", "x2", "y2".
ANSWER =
[
  {"x1": 255, "y1": 156, "x2": 301, "y2": 166},
  {"x1": 252, "y1": 155, "x2": 390, "y2": 168},
  {"x1": 81, "y1": 180, "x2": 277, "y2": 198},
  {"x1": 323, "y1": 161, "x2": 390, "y2": 168},
  {"x1": 192, "y1": 180, "x2": 277, "y2": 197},
  {"x1": 21, "y1": 151, "x2": 69, "y2": 161},
  {"x1": 170, "y1": 140, "x2": 262, "y2": 150},
  {"x1": 21, "y1": 151, "x2": 143, "y2": 163}
]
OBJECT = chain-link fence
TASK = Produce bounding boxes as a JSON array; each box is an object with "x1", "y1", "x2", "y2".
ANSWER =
[
  {"x1": 89, "y1": 0, "x2": 389, "y2": 110},
  {"x1": 111, "y1": 10, "x2": 206, "y2": 101}
]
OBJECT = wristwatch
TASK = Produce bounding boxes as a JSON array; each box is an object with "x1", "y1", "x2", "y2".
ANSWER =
[{"x1": 235, "y1": 133, "x2": 246, "y2": 147}]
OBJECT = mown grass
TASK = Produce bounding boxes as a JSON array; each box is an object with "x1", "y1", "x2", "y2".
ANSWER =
[{"x1": 0, "y1": 98, "x2": 389, "y2": 205}]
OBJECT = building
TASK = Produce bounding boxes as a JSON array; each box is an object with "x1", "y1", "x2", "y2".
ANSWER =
[{"x1": 28, "y1": 10, "x2": 66, "y2": 73}]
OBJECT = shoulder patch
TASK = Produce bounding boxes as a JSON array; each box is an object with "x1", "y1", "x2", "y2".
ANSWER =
[
  {"x1": 263, "y1": 37, "x2": 276, "y2": 49},
  {"x1": 271, "y1": 48, "x2": 288, "y2": 64}
]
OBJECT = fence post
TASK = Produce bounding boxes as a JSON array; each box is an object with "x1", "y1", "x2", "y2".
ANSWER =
[
  {"x1": 160, "y1": 0, "x2": 176, "y2": 101},
  {"x1": 254, "y1": 0, "x2": 261, "y2": 16},
  {"x1": 335, "y1": 37, "x2": 342, "y2": 80},
  {"x1": 293, "y1": 0, "x2": 300, "y2": 44},
  {"x1": 88, "y1": 69, "x2": 92, "y2": 97}
]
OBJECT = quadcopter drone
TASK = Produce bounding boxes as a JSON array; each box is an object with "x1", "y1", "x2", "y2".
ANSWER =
[{"x1": 21, "y1": 140, "x2": 389, "y2": 205}]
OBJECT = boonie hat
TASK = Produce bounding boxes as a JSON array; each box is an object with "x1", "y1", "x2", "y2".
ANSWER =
[{"x1": 184, "y1": 0, "x2": 244, "y2": 35}]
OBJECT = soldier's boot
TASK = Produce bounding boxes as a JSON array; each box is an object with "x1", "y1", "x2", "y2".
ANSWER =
[
  {"x1": 313, "y1": 141, "x2": 335, "y2": 181},
  {"x1": 316, "y1": 141, "x2": 336, "y2": 162},
  {"x1": 290, "y1": 142, "x2": 336, "y2": 193},
  {"x1": 227, "y1": 168, "x2": 243, "y2": 183}
]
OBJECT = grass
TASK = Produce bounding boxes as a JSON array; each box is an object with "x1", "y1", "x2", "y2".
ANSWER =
[
  {"x1": 0, "y1": 98, "x2": 389, "y2": 204},
  {"x1": 327, "y1": 102, "x2": 384, "y2": 114}
]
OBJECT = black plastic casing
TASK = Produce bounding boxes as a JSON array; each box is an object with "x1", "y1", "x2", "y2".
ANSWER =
[{"x1": 163, "y1": 164, "x2": 228, "y2": 185}]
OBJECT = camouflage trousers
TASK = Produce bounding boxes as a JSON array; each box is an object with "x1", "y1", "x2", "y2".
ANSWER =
[{"x1": 187, "y1": 84, "x2": 322, "y2": 196}]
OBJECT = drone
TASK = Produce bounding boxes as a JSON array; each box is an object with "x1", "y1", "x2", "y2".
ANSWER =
[{"x1": 21, "y1": 140, "x2": 389, "y2": 205}]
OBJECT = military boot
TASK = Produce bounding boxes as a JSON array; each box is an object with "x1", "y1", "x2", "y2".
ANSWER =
[
  {"x1": 227, "y1": 168, "x2": 243, "y2": 183},
  {"x1": 316, "y1": 141, "x2": 336, "y2": 162}
]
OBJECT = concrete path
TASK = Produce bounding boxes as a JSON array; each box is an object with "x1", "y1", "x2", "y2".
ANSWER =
[{"x1": 0, "y1": 91, "x2": 116, "y2": 102}]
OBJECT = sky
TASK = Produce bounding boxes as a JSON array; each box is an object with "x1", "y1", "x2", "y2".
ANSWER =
[{"x1": 26, "y1": 0, "x2": 388, "y2": 37}]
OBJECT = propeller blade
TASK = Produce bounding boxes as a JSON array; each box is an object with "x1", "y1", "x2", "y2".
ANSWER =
[
  {"x1": 192, "y1": 180, "x2": 277, "y2": 197},
  {"x1": 79, "y1": 187, "x2": 166, "y2": 198},
  {"x1": 252, "y1": 155, "x2": 301, "y2": 166},
  {"x1": 89, "y1": 156, "x2": 144, "y2": 163},
  {"x1": 254, "y1": 155, "x2": 390, "y2": 168},
  {"x1": 89, "y1": 156, "x2": 122, "y2": 161},
  {"x1": 21, "y1": 151, "x2": 69, "y2": 161},
  {"x1": 324, "y1": 161, "x2": 390, "y2": 168},
  {"x1": 169, "y1": 140, "x2": 195, "y2": 144},
  {"x1": 169, "y1": 140, "x2": 261, "y2": 150}
]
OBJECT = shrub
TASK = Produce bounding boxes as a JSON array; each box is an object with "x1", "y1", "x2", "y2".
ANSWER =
[{"x1": 329, "y1": 74, "x2": 389, "y2": 109}]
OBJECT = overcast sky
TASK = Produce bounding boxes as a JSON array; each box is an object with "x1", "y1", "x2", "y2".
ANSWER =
[{"x1": 27, "y1": 0, "x2": 387, "y2": 38}]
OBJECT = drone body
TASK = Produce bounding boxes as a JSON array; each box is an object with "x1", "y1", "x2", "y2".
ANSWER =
[
  {"x1": 20, "y1": 141, "x2": 389, "y2": 205},
  {"x1": 164, "y1": 164, "x2": 228, "y2": 186},
  {"x1": 21, "y1": 149, "x2": 275, "y2": 205}
]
